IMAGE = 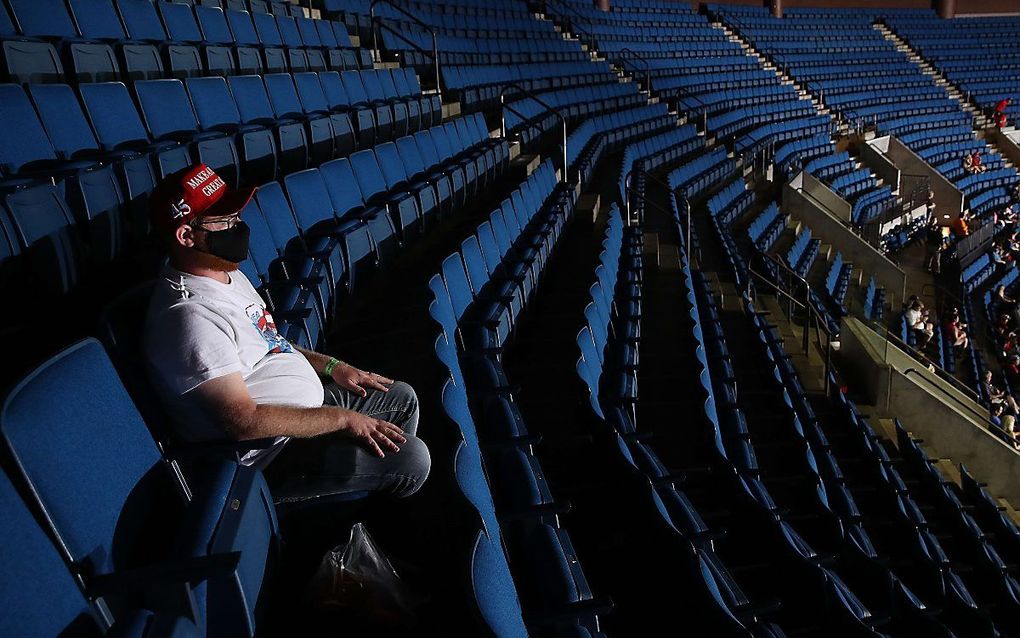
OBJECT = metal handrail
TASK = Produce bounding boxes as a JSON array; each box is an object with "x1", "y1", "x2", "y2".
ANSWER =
[
  {"x1": 747, "y1": 251, "x2": 837, "y2": 355},
  {"x1": 615, "y1": 48, "x2": 653, "y2": 94},
  {"x1": 499, "y1": 82, "x2": 567, "y2": 174},
  {"x1": 370, "y1": 0, "x2": 441, "y2": 96},
  {"x1": 903, "y1": 367, "x2": 997, "y2": 429},
  {"x1": 859, "y1": 310, "x2": 981, "y2": 403},
  {"x1": 624, "y1": 164, "x2": 687, "y2": 245}
]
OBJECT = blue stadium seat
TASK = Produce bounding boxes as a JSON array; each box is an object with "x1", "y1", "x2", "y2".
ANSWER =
[
  {"x1": 0, "y1": 463, "x2": 203, "y2": 637},
  {"x1": 78, "y1": 81, "x2": 192, "y2": 178},
  {"x1": 194, "y1": 5, "x2": 249, "y2": 75},
  {"x1": 1, "y1": 39, "x2": 63, "y2": 84},
  {"x1": 291, "y1": 71, "x2": 357, "y2": 158},
  {"x1": 185, "y1": 75, "x2": 277, "y2": 184},
  {"x1": 349, "y1": 148, "x2": 417, "y2": 249},
  {"x1": 318, "y1": 69, "x2": 378, "y2": 148},
  {"x1": 249, "y1": 11, "x2": 289, "y2": 73},
  {"x1": 0, "y1": 338, "x2": 282, "y2": 637},
  {"x1": 135, "y1": 79, "x2": 241, "y2": 187},
  {"x1": 225, "y1": 9, "x2": 273, "y2": 74},
  {"x1": 4, "y1": 181, "x2": 81, "y2": 298},
  {"x1": 340, "y1": 69, "x2": 393, "y2": 143},
  {"x1": 263, "y1": 72, "x2": 336, "y2": 165},
  {"x1": 226, "y1": 74, "x2": 308, "y2": 176}
]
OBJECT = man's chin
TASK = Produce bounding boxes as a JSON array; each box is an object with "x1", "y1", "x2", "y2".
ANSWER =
[{"x1": 192, "y1": 250, "x2": 241, "y2": 272}]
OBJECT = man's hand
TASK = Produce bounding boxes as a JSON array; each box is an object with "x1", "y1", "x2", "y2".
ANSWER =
[
  {"x1": 331, "y1": 362, "x2": 394, "y2": 397},
  {"x1": 339, "y1": 410, "x2": 407, "y2": 458}
]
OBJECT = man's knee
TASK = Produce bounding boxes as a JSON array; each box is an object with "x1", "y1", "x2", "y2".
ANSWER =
[
  {"x1": 388, "y1": 380, "x2": 419, "y2": 411},
  {"x1": 392, "y1": 435, "x2": 430, "y2": 498}
]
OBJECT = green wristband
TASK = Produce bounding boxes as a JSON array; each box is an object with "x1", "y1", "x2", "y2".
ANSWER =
[{"x1": 323, "y1": 357, "x2": 342, "y2": 377}]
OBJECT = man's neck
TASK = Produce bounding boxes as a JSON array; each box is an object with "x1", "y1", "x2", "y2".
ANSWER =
[{"x1": 169, "y1": 256, "x2": 231, "y2": 284}]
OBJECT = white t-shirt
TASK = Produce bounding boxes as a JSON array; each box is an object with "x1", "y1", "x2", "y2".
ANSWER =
[
  {"x1": 905, "y1": 308, "x2": 925, "y2": 330},
  {"x1": 144, "y1": 265, "x2": 325, "y2": 464}
]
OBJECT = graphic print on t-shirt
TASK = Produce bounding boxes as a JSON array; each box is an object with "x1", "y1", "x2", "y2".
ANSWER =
[{"x1": 245, "y1": 303, "x2": 293, "y2": 354}]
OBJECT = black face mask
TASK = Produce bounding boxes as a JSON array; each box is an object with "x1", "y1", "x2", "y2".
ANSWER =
[{"x1": 196, "y1": 221, "x2": 250, "y2": 264}]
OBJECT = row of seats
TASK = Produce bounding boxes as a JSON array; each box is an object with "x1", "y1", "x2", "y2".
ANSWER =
[
  {"x1": 0, "y1": 1, "x2": 373, "y2": 85},
  {"x1": 567, "y1": 103, "x2": 676, "y2": 184},
  {"x1": 3, "y1": 67, "x2": 439, "y2": 189},
  {"x1": 824, "y1": 251, "x2": 852, "y2": 314},
  {"x1": 747, "y1": 202, "x2": 786, "y2": 252},
  {"x1": 786, "y1": 226, "x2": 820, "y2": 278},
  {"x1": 428, "y1": 160, "x2": 613, "y2": 636},
  {"x1": 862, "y1": 276, "x2": 886, "y2": 322},
  {"x1": 667, "y1": 147, "x2": 732, "y2": 200}
]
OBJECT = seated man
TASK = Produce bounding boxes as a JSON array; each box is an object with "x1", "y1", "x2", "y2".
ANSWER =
[
  {"x1": 143, "y1": 164, "x2": 430, "y2": 502},
  {"x1": 905, "y1": 299, "x2": 934, "y2": 347}
]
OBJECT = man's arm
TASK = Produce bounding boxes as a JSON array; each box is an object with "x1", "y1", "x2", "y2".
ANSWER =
[
  {"x1": 190, "y1": 373, "x2": 406, "y2": 457},
  {"x1": 293, "y1": 345, "x2": 394, "y2": 397}
]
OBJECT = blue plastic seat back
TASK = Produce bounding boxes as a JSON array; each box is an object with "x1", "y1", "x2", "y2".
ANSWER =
[
  {"x1": 0, "y1": 467, "x2": 102, "y2": 637},
  {"x1": 318, "y1": 71, "x2": 352, "y2": 109},
  {"x1": 263, "y1": 73, "x2": 305, "y2": 118},
  {"x1": 116, "y1": 0, "x2": 168, "y2": 41},
  {"x1": 69, "y1": 0, "x2": 127, "y2": 40},
  {"x1": 0, "y1": 84, "x2": 57, "y2": 175},
  {"x1": 226, "y1": 75, "x2": 276, "y2": 123},
  {"x1": 360, "y1": 70, "x2": 387, "y2": 102},
  {"x1": 251, "y1": 11, "x2": 282, "y2": 46},
  {"x1": 27, "y1": 84, "x2": 100, "y2": 160},
  {"x1": 275, "y1": 15, "x2": 302, "y2": 47},
  {"x1": 340, "y1": 70, "x2": 370, "y2": 104},
  {"x1": 349, "y1": 149, "x2": 388, "y2": 200},
  {"x1": 469, "y1": 530, "x2": 528, "y2": 638},
  {"x1": 314, "y1": 19, "x2": 338, "y2": 48},
  {"x1": 0, "y1": 339, "x2": 167, "y2": 576},
  {"x1": 395, "y1": 135, "x2": 428, "y2": 177},
  {"x1": 295, "y1": 16, "x2": 320, "y2": 46},
  {"x1": 318, "y1": 158, "x2": 366, "y2": 219},
  {"x1": 412, "y1": 130, "x2": 442, "y2": 168},
  {"x1": 159, "y1": 2, "x2": 204, "y2": 43},
  {"x1": 254, "y1": 181, "x2": 303, "y2": 245},
  {"x1": 441, "y1": 252, "x2": 474, "y2": 320},
  {"x1": 292, "y1": 72, "x2": 330, "y2": 113},
  {"x1": 185, "y1": 76, "x2": 242, "y2": 128},
  {"x1": 225, "y1": 9, "x2": 259, "y2": 45},
  {"x1": 6, "y1": 183, "x2": 80, "y2": 295},
  {"x1": 284, "y1": 169, "x2": 339, "y2": 231},
  {"x1": 373, "y1": 142, "x2": 407, "y2": 189},
  {"x1": 8, "y1": 0, "x2": 78, "y2": 38},
  {"x1": 79, "y1": 82, "x2": 151, "y2": 151},
  {"x1": 195, "y1": 6, "x2": 233, "y2": 44},
  {"x1": 331, "y1": 21, "x2": 353, "y2": 48},
  {"x1": 136, "y1": 79, "x2": 200, "y2": 140}
]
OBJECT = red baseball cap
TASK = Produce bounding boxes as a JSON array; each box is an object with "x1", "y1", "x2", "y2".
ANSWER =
[{"x1": 150, "y1": 164, "x2": 255, "y2": 235}]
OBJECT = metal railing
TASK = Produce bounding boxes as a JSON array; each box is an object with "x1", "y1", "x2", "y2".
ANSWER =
[
  {"x1": 499, "y1": 82, "x2": 568, "y2": 174},
  {"x1": 614, "y1": 48, "x2": 653, "y2": 94},
  {"x1": 370, "y1": 0, "x2": 441, "y2": 97},
  {"x1": 746, "y1": 251, "x2": 838, "y2": 391}
]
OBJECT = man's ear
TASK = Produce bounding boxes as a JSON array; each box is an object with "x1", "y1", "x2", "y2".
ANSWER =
[{"x1": 175, "y1": 224, "x2": 196, "y2": 248}]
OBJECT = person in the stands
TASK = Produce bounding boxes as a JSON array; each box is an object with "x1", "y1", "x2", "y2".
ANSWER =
[{"x1": 143, "y1": 164, "x2": 430, "y2": 502}]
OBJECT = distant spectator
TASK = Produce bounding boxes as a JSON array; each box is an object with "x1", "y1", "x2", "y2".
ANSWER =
[
  {"x1": 943, "y1": 307, "x2": 969, "y2": 352},
  {"x1": 983, "y1": 370, "x2": 1020, "y2": 414},
  {"x1": 993, "y1": 242, "x2": 1008, "y2": 265},
  {"x1": 990, "y1": 404, "x2": 1019, "y2": 448},
  {"x1": 966, "y1": 152, "x2": 983, "y2": 174},
  {"x1": 1006, "y1": 354, "x2": 1020, "y2": 380},
  {"x1": 997, "y1": 313, "x2": 1013, "y2": 340},
  {"x1": 995, "y1": 97, "x2": 1012, "y2": 114},
  {"x1": 951, "y1": 210, "x2": 970, "y2": 238},
  {"x1": 905, "y1": 299, "x2": 934, "y2": 347},
  {"x1": 997, "y1": 112, "x2": 1009, "y2": 130},
  {"x1": 997, "y1": 286, "x2": 1020, "y2": 327}
]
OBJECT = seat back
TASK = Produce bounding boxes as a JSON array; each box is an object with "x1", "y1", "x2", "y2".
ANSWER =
[
  {"x1": 0, "y1": 84, "x2": 57, "y2": 175},
  {"x1": 283, "y1": 168, "x2": 337, "y2": 230},
  {"x1": 116, "y1": 0, "x2": 169, "y2": 42},
  {"x1": 318, "y1": 158, "x2": 366, "y2": 219},
  {"x1": 226, "y1": 75, "x2": 276, "y2": 123},
  {"x1": 0, "y1": 339, "x2": 177, "y2": 576},
  {"x1": 263, "y1": 73, "x2": 304, "y2": 119},
  {"x1": 251, "y1": 11, "x2": 283, "y2": 46},
  {"x1": 195, "y1": 5, "x2": 234, "y2": 44},
  {"x1": 349, "y1": 149, "x2": 387, "y2": 200},
  {"x1": 159, "y1": 2, "x2": 204, "y2": 43},
  {"x1": 27, "y1": 84, "x2": 100, "y2": 160},
  {"x1": 69, "y1": 0, "x2": 127, "y2": 40},
  {"x1": 136, "y1": 79, "x2": 201, "y2": 140},
  {"x1": 186, "y1": 76, "x2": 243, "y2": 129},
  {"x1": 79, "y1": 82, "x2": 152, "y2": 150},
  {"x1": 8, "y1": 0, "x2": 78, "y2": 38},
  {"x1": 225, "y1": 9, "x2": 259, "y2": 46},
  {"x1": 0, "y1": 466, "x2": 106, "y2": 636}
]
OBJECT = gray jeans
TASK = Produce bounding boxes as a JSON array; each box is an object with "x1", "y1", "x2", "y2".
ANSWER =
[{"x1": 264, "y1": 381, "x2": 431, "y2": 503}]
